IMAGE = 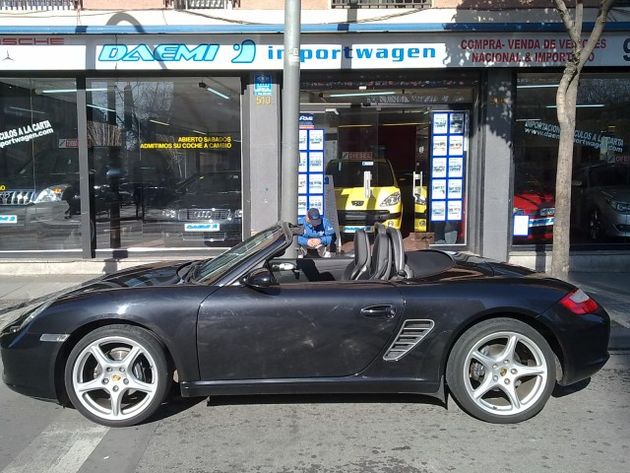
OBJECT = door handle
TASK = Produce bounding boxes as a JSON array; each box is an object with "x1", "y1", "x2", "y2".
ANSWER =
[{"x1": 360, "y1": 304, "x2": 396, "y2": 318}]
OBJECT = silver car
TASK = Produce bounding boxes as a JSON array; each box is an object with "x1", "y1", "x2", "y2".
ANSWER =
[{"x1": 572, "y1": 163, "x2": 630, "y2": 241}]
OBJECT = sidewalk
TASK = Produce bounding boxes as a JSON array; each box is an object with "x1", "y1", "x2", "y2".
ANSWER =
[{"x1": 0, "y1": 272, "x2": 628, "y2": 349}]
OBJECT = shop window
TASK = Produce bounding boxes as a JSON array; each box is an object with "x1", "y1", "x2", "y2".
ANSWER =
[
  {"x1": 513, "y1": 72, "x2": 630, "y2": 247},
  {"x1": 301, "y1": 72, "x2": 475, "y2": 249},
  {"x1": 0, "y1": 78, "x2": 80, "y2": 251},
  {"x1": 86, "y1": 77, "x2": 242, "y2": 249}
]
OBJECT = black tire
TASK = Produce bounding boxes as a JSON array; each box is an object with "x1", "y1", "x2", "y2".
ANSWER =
[
  {"x1": 446, "y1": 318, "x2": 556, "y2": 424},
  {"x1": 64, "y1": 324, "x2": 171, "y2": 427}
]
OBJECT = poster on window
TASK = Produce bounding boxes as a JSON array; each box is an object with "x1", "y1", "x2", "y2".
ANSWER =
[
  {"x1": 433, "y1": 113, "x2": 449, "y2": 134},
  {"x1": 309, "y1": 129, "x2": 324, "y2": 150},
  {"x1": 308, "y1": 195, "x2": 324, "y2": 212},
  {"x1": 298, "y1": 195, "x2": 308, "y2": 216},
  {"x1": 299, "y1": 129, "x2": 308, "y2": 151},
  {"x1": 309, "y1": 152, "x2": 324, "y2": 172},
  {"x1": 432, "y1": 157, "x2": 447, "y2": 178},
  {"x1": 448, "y1": 157, "x2": 464, "y2": 178},
  {"x1": 298, "y1": 174, "x2": 307, "y2": 194},
  {"x1": 432, "y1": 179, "x2": 447, "y2": 200},
  {"x1": 448, "y1": 179, "x2": 463, "y2": 199},
  {"x1": 449, "y1": 113, "x2": 465, "y2": 134},
  {"x1": 449, "y1": 135, "x2": 464, "y2": 156},
  {"x1": 309, "y1": 174, "x2": 324, "y2": 194},
  {"x1": 432, "y1": 136, "x2": 448, "y2": 156},
  {"x1": 431, "y1": 201, "x2": 446, "y2": 221},
  {"x1": 448, "y1": 200, "x2": 462, "y2": 221},
  {"x1": 299, "y1": 152, "x2": 308, "y2": 173}
]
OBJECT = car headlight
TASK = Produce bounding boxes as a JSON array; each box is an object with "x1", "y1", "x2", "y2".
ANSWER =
[
  {"x1": 161, "y1": 209, "x2": 178, "y2": 220},
  {"x1": 5, "y1": 301, "x2": 53, "y2": 333},
  {"x1": 34, "y1": 185, "x2": 69, "y2": 203},
  {"x1": 607, "y1": 200, "x2": 630, "y2": 212},
  {"x1": 380, "y1": 191, "x2": 401, "y2": 207},
  {"x1": 513, "y1": 207, "x2": 525, "y2": 216},
  {"x1": 539, "y1": 207, "x2": 555, "y2": 217},
  {"x1": 414, "y1": 194, "x2": 427, "y2": 205},
  {"x1": 234, "y1": 209, "x2": 243, "y2": 219}
]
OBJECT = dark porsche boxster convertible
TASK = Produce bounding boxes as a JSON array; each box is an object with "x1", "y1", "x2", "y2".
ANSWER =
[{"x1": 1, "y1": 223, "x2": 609, "y2": 427}]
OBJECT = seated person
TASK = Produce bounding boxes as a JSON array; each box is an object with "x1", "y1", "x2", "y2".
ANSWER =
[{"x1": 297, "y1": 208, "x2": 336, "y2": 257}]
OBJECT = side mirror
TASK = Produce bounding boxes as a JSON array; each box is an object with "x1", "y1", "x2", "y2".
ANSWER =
[{"x1": 242, "y1": 268, "x2": 276, "y2": 289}]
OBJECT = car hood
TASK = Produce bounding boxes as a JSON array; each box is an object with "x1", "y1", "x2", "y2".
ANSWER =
[{"x1": 600, "y1": 186, "x2": 630, "y2": 203}]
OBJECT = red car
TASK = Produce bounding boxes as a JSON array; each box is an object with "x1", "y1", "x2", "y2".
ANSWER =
[{"x1": 513, "y1": 190, "x2": 555, "y2": 242}]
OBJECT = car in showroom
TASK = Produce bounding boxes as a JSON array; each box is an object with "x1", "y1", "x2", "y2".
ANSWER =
[
  {"x1": 1, "y1": 223, "x2": 609, "y2": 427},
  {"x1": 572, "y1": 162, "x2": 630, "y2": 241},
  {"x1": 325, "y1": 158, "x2": 402, "y2": 235}
]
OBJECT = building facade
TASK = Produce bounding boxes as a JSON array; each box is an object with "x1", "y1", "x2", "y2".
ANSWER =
[{"x1": 0, "y1": 1, "x2": 629, "y2": 272}]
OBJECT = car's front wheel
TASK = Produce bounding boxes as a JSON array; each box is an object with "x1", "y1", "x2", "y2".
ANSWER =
[
  {"x1": 64, "y1": 324, "x2": 170, "y2": 427},
  {"x1": 446, "y1": 318, "x2": 555, "y2": 424}
]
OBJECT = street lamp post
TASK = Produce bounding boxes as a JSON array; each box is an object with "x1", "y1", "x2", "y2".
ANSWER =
[{"x1": 280, "y1": 0, "x2": 301, "y2": 256}]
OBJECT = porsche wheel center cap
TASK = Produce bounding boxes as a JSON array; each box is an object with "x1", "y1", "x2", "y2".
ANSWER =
[
  {"x1": 499, "y1": 368, "x2": 508, "y2": 377},
  {"x1": 111, "y1": 374, "x2": 122, "y2": 382}
]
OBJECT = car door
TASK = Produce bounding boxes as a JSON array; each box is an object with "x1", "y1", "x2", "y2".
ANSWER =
[{"x1": 197, "y1": 280, "x2": 403, "y2": 380}]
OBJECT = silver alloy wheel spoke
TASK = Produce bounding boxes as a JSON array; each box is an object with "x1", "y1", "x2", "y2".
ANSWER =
[
  {"x1": 499, "y1": 383, "x2": 522, "y2": 410},
  {"x1": 513, "y1": 361, "x2": 546, "y2": 379},
  {"x1": 471, "y1": 350, "x2": 495, "y2": 370},
  {"x1": 127, "y1": 376, "x2": 155, "y2": 394},
  {"x1": 76, "y1": 378, "x2": 104, "y2": 394},
  {"x1": 500, "y1": 334, "x2": 518, "y2": 362},
  {"x1": 90, "y1": 344, "x2": 112, "y2": 369},
  {"x1": 109, "y1": 387, "x2": 126, "y2": 417},
  {"x1": 122, "y1": 346, "x2": 142, "y2": 372},
  {"x1": 472, "y1": 376, "x2": 495, "y2": 400}
]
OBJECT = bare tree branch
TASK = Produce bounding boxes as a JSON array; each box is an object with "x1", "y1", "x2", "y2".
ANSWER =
[
  {"x1": 554, "y1": 0, "x2": 581, "y2": 45},
  {"x1": 578, "y1": 0, "x2": 616, "y2": 70}
]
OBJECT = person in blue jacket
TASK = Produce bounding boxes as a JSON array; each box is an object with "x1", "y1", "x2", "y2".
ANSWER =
[{"x1": 297, "y1": 208, "x2": 336, "y2": 257}]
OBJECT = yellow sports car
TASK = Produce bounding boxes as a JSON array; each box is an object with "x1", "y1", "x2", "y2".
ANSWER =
[{"x1": 325, "y1": 158, "x2": 402, "y2": 234}]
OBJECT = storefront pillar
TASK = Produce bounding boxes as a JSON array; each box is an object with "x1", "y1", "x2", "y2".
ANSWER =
[
  {"x1": 480, "y1": 69, "x2": 514, "y2": 262},
  {"x1": 242, "y1": 73, "x2": 282, "y2": 236}
]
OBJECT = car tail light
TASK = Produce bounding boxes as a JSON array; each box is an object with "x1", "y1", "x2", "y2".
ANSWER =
[{"x1": 560, "y1": 288, "x2": 599, "y2": 315}]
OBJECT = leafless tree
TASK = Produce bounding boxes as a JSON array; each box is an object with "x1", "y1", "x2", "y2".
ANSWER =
[{"x1": 551, "y1": 0, "x2": 615, "y2": 280}]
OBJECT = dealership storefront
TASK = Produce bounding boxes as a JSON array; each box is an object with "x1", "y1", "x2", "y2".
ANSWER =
[{"x1": 0, "y1": 27, "x2": 629, "y2": 269}]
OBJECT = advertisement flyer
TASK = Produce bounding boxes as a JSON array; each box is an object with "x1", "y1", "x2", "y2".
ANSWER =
[
  {"x1": 309, "y1": 152, "x2": 324, "y2": 172},
  {"x1": 309, "y1": 174, "x2": 324, "y2": 194},
  {"x1": 449, "y1": 113, "x2": 465, "y2": 134},
  {"x1": 432, "y1": 179, "x2": 447, "y2": 200},
  {"x1": 448, "y1": 157, "x2": 464, "y2": 178},
  {"x1": 433, "y1": 113, "x2": 449, "y2": 134},
  {"x1": 309, "y1": 195, "x2": 324, "y2": 211},
  {"x1": 299, "y1": 129, "x2": 308, "y2": 151},
  {"x1": 432, "y1": 136, "x2": 448, "y2": 156},
  {"x1": 448, "y1": 200, "x2": 462, "y2": 220},
  {"x1": 432, "y1": 157, "x2": 447, "y2": 178},
  {"x1": 299, "y1": 152, "x2": 308, "y2": 173},
  {"x1": 298, "y1": 195, "x2": 308, "y2": 216},
  {"x1": 431, "y1": 201, "x2": 446, "y2": 221},
  {"x1": 298, "y1": 174, "x2": 307, "y2": 194},
  {"x1": 449, "y1": 135, "x2": 464, "y2": 156},
  {"x1": 309, "y1": 129, "x2": 324, "y2": 150},
  {"x1": 448, "y1": 179, "x2": 463, "y2": 199}
]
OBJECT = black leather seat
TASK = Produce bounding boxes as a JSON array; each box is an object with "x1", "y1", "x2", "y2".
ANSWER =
[
  {"x1": 342, "y1": 229, "x2": 371, "y2": 280},
  {"x1": 368, "y1": 224, "x2": 392, "y2": 280},
  {"x1": 386, "y1": 226, "x2": 412, "y2": 279}
]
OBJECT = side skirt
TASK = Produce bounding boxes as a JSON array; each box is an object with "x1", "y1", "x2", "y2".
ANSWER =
[{"x1": 180, "y1": 376, "x2": 445, "y2": 402}]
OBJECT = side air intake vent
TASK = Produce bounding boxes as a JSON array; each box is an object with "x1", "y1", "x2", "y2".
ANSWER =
[{"x1": 383, "y1": 319, "x2": 435, "y2": 362}]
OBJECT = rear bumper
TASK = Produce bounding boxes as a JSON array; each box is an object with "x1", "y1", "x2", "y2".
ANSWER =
[{"x1": 539, "y1": 304, "x2": 610, "y2": 386}]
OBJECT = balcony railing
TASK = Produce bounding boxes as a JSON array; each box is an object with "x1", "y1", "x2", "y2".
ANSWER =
[
  {"x1": 0, "y1": 0, "x2": 75, "y2": 9},
  {"x1": 332, "y1": 0, "x2": 431, "y2": 8},
  {"x1": 169, "y1": 0, "x2": 238, "y2": 8}
]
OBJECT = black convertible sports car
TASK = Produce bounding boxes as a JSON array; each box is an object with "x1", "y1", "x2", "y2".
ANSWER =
[{"x1": 1, "y1": 223, "x2": 609, "y2": 427}]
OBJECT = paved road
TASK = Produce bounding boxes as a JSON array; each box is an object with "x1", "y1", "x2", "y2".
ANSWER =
[{"x1": 0, "y1": 353, "x2": 628, "y2": 473}]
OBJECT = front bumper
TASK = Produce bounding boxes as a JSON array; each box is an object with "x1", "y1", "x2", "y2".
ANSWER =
[
  {"x1": 539, "y1": 303, "x2": 610, "y2": 386},
  {"x1": 143, "y1": 220, "x2": 242, "y2": 243},
  {"x1": 1, "y1": 328, "x2": 61, "y2": 401}
]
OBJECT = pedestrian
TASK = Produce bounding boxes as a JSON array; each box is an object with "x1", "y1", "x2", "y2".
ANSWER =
[{"x1": 297, "y1": 208, "x2": 336, "y2": 257}]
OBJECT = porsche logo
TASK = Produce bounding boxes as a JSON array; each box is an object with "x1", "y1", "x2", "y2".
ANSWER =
[
  {"x1": 351, "y1": 200, "x2": 364, "y2": 206},
  {"x1": 111, "y1": 374, "x2": 122, "y2": 382}
]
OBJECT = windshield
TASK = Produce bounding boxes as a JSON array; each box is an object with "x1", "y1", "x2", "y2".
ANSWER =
[
  {"x1": 193, "y1": 225, "x2": 285, "y2": 284},
  {"x1": 183, "y1": 172, "x2": 241, "y2": 194},
  {"x1": 325, "y1": 160, "x2": 395, "y2": 188}
]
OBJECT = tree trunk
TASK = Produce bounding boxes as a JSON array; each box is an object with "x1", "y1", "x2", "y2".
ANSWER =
[{"x1": 551, "y1": 71, "x2": 579, "y2": 280}]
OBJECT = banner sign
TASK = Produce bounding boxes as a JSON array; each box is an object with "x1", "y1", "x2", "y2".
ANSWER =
[{"x1": 1, "y1": 33, "x2": 630, "y2": 71}]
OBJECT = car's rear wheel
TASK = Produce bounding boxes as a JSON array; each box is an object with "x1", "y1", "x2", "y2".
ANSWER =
[
  {"x1": 446, "y1": 318, "x2": 555, "y2": 424},
  {"x1": 64, "y1": 324, "x2": 170, "y2": 427}
]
